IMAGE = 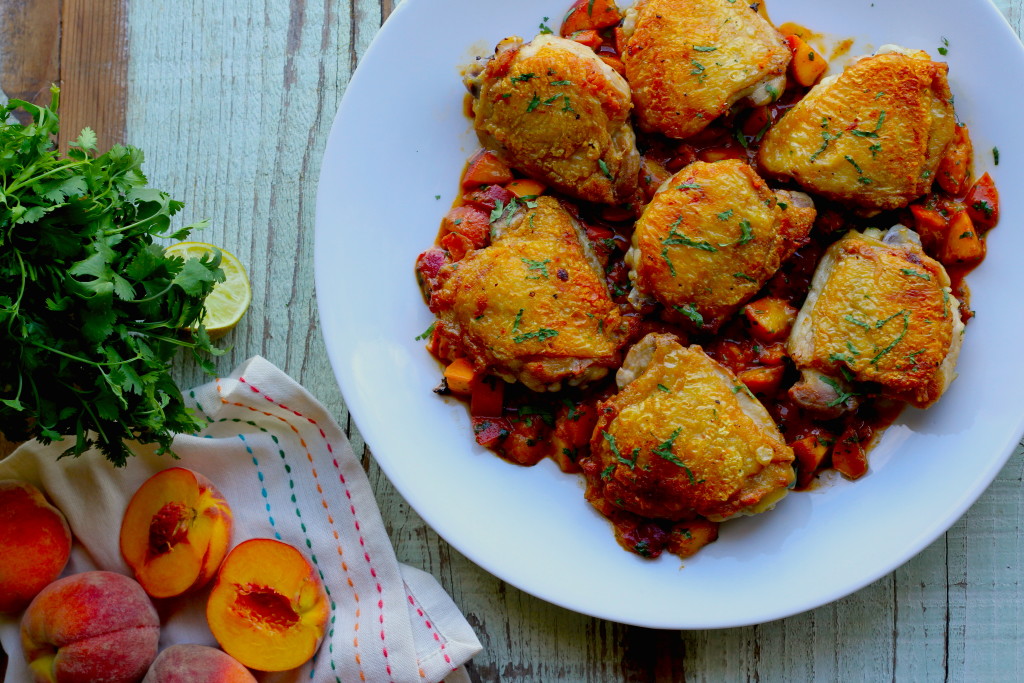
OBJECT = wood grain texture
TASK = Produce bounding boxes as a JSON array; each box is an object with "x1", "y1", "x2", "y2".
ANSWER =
[
  {"x1": 2, "y1": 1, "x2": 1023, "y2": 681},
  {"x1": 0, "y1": 0, "x2": 129, "y2": 152}
]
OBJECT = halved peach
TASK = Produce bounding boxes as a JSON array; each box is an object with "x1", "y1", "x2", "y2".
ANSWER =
[
  {"x1": 206, "y1": 539, "x2": 329, "y2": 672},
  {"x1": 120, "y1": 468, "x2": 233, "y2": 599}
]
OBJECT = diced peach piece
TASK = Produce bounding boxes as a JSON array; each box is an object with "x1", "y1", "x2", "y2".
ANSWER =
[
  {"x1": 738, "y1": 365, "x2": 786, "y2": 395},
  {"x1": 909, "y1": 203, "x2": 948, "y2": 254},
  {"x1": 936, "y1": 124, "x2": 973, "y2": 195},
  {"x1": 471, "y1": 417, "x2": 512, "y2": 449},
  {"x1": 561, "y1": 0, "x2": 622, "y2": 35},
  {"x1": 832, "y1": 426, "x2": 869, "y2": 480},
  {"x1": 743, "y1": 297, "x2": 799, "y2": 343},
  {"x1": 568, "y1": 29, "x2": 603, "y2": 50},
  {"x1": 21, "y1": 571, "x2": 160, "y2": 683},
  {"x1": 462, "y1": 149, "x2": 513, "y2": 189},
  {"x1": 505, "y1": 178, "x2": 546, "y2": 198},
  {"x1": 940, "y1": 210, "x2": 985, "y2": 265},
  {"x1": 551, "y1": 398, "x2": 599, "y2": 473},
  {"x1": 667, "y1": 520, "x2": 720, "y2": 558},
  {"x1": 142, "y1": 644, "x2": 257, "y2": 683},
  {"x1": 755, "y1": 342, "x2": 788, "y2": 366},
  {"x1": 790, "y1": 434, "x2": 832, "y2": 489},
  {"x1": 0, "y1": 480, "x2": 71, "y2": 614},
  {"x1": 440, "y1": 231, "x2": 474, "y2": 262},
  {"x1": 120, "y1": 467, "x2": 234, "y2": 599},
  {"x1": 470, "y1": 374, "x2": 505, "y2": 417},
  {"x1": 444, "y1": 357, "x2": 476, "y2": 395},
  {"x1": 462, "y1": 183, "x2": 515, "y2": 212},
  {"x1": 785, "y1": 34, "x2": 828, "y2": 86},
  {"x1": 440, "y1": 205, "x2": 490, "y2": 249},
  {"x1": 965, "y1": 172, "x2": 999, "y2": 231},
  {"x1": 206, "y1": 539, "x2": 329, "y2": 672}
]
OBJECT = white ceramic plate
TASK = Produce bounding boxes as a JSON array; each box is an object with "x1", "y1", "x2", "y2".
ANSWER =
[{"x1": 315, "y1": 0, "x2": 1024, "y2": 628}]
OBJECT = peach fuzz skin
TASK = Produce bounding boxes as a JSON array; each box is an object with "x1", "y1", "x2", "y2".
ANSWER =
[
  {"x1": 120, "y1": 467, "x2": 233, "y2": 599},
  {"x1": 206, "y1": 538, "x2": 330, "y2": 672},
  {"x1": 20, "y1": 570, "x2": 160, "y2": 683},
  {"x1": 142, "y1": 644, "x2": 256, "y2": 683},
  {"x1": 0, "y1": 479, "x2": 72, "y2": 614}
]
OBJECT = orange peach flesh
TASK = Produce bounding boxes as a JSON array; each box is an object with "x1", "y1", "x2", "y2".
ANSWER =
[
  {"x1": 120, "y1": 467, "x2": 233, "y2": 599},
  {"x1": 0, "y1": 480, "x2": 71, "y2": 614},
  {"x1": 206, "y1": 539, "x2": 329, "y2": 672}
]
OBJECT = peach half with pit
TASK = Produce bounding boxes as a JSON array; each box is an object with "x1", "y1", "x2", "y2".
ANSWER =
[
  {"x1": 120, "y1": 467, "x2": 233, "y2": 599},
  {"x1": 21, "y1": 570, "x2": 160, "y2": 683},
  {"x1": 0, "y1": 479, "x2": 72, "y2": 614},
  {"x1": 206, "y1": 538, "x2": 330, "y2": 672},
  {"x1": 142, "y1": 644, "x2": 257, "y2": 683}
]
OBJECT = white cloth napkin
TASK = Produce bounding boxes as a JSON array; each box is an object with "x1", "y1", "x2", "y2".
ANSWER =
[{"x1": 0, "y1": 356, "x2": 481, "y2": 683}]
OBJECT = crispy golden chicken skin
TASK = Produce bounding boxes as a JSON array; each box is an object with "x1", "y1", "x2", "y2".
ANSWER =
[
  {"x1": 582, "y1": 333, "x2": 795, "y2": 522},
  {"x1": 466, "y1": 35, "x2": 641, "y2": 206},
  {"x1": 787, "y1": 226, "x2": 964, "y2": 410},
  {"x1": 625, "y1": 159, "x2": 816, "y2": 332},
  {"x1": 428, "y1": 197, "x2": 631, "y2": 392},
  {"x1": 758, "y1": 48, "x2": 957, "y2": 212},
  {"x1": 620, "y1": 0, "x2": 790, "y2": 139}
]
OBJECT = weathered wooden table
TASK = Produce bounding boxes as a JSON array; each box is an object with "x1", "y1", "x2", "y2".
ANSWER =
[{"x1": 1, "y1": 1, "x2": 1022, "y2": 680}]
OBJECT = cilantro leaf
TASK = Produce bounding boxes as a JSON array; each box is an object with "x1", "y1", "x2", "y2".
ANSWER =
[{"x1": 0, "y1": 87, "x2": 224, "y2": 466}]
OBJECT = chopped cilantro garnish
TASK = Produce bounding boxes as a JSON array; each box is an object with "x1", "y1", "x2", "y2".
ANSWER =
[
  {"x1": 662, "y1": 219, "x2": 718, "y2": 252},
  {"x1": 513, "y1": 328, "x2": 559, "y2": 344},
  {"x1": 901, "y1": 268, "x2": 931, "y2": 281},
  {"x1": 415, "y1": 321, "x2": 436, "y2": 341},
  {"x1": 820, "y1": 374, "x2": 859, "y2": 407},
  {"x1": 870, "y1": 311, "x2": 910, "y2": 364},
  {"x1": 521, "y1": 257, "x2": 551, "y2": 279},
  {"x1": 673, "y1": 303, "x2": 704, "y2": 328}
]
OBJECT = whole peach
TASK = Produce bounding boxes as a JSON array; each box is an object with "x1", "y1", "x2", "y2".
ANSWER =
[
  {"x1": 21, "y1": 570, "x2": 160, "y2": 683},
  {"x1": 0, "y1": 480, "x2": 72, "y2": 614},
  {"x1": 142, "y1": 644, "x2": 257, "y2": 683}
]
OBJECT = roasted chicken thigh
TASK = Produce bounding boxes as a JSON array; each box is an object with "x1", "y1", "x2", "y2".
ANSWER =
[
  {"x1": 426, "y1": 197, "x2": 631, "y2": 392},
  {"x1": 758, "y1": 47, "x2": 957, "y2": 212},
  {"x1": 620, "y1": 0, "x2": 791, "y2": 139},
  {"x1": 787, "y1": 226, "x2": 964, "y2": 412},
  {"x1": 625, "y1": 159, "x2": 816, "y2": 332},
  {"x1": 582, "y1": 333, "x2": 795, "y2": 522},
  {"x1": 466, "y1": 35, "x2": 641, "y2": 206}
]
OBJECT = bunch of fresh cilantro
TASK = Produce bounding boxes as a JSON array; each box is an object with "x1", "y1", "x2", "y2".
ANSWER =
[{"x1": 0, "y1": 87, "x2": 224, "y2": 466}]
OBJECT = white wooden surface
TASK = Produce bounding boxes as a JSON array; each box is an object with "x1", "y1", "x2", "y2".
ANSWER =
[{"x1": 113, "y1": 0, "x2": 1024, "y2": 679}]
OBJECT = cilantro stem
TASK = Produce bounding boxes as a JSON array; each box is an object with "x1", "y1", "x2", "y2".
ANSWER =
[
  {"x1": 4, "y1": 159, "x2": 90, "y2": 195},
  {"x1": 29, "y1": 341, "x2": 142, "y2": 368}
]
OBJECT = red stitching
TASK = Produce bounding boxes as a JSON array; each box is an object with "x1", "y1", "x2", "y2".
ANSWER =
[
  {"x1": 408, "y1": 589, "x2": 455, "y2": 669},
  {"x1": 236, "y1": 375, "x2": 395, "y2": 683}
]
